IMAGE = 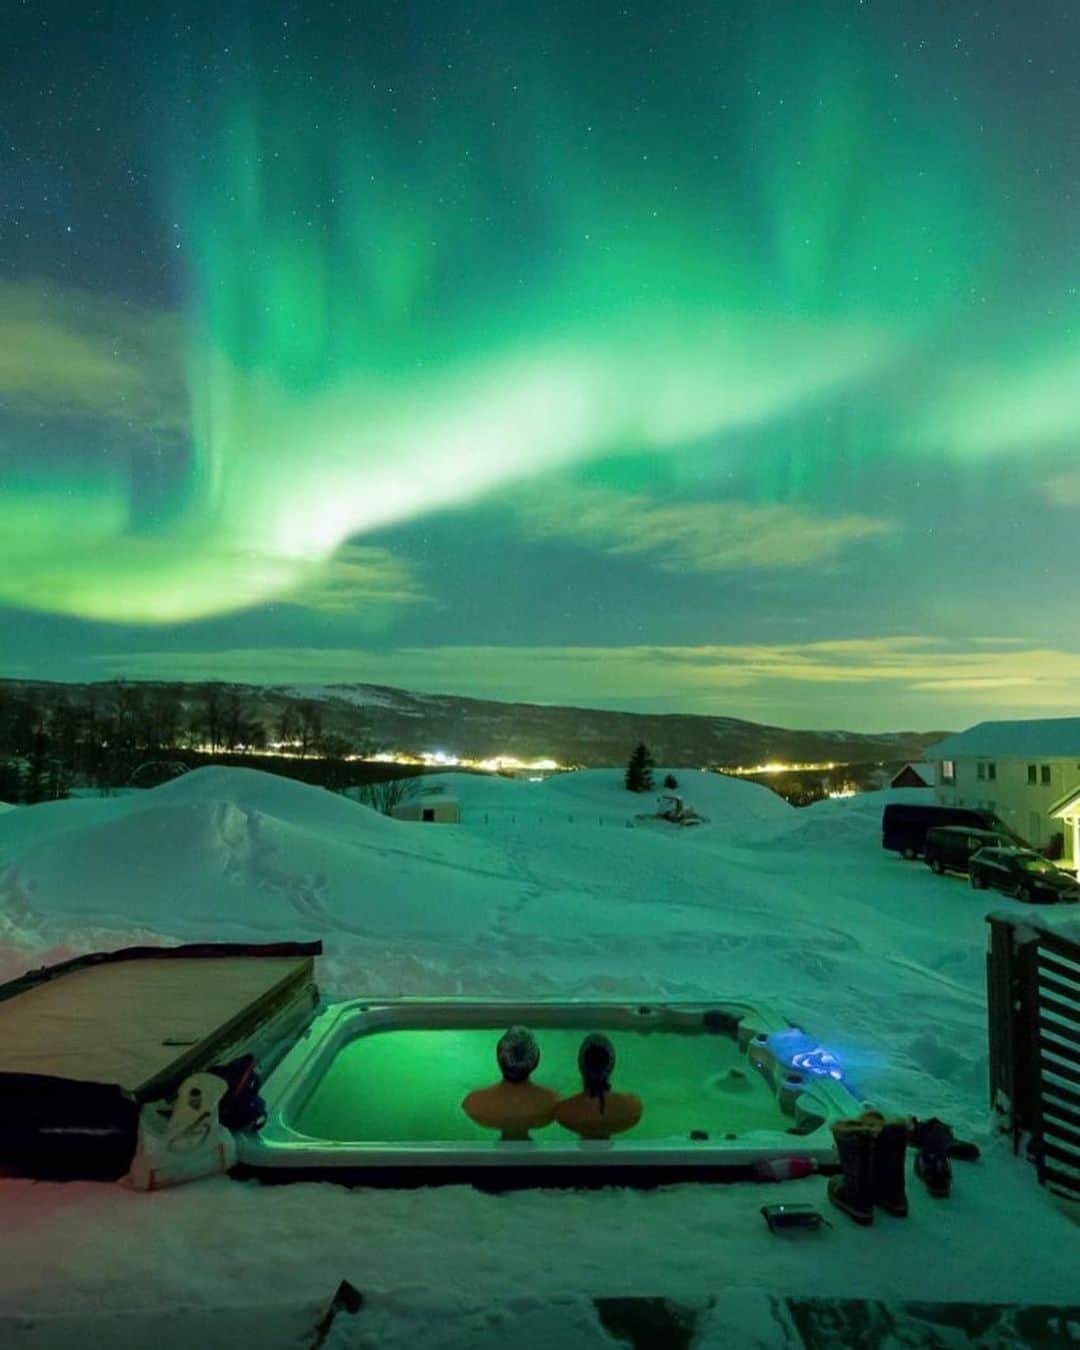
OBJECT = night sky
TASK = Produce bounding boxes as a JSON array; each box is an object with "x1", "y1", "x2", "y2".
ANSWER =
[{"x1": 3, "y1": 1, "x2": 1079, "y2": 729}]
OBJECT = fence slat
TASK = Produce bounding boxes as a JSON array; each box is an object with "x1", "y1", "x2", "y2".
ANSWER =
[
  {"x1": 1041, "y1": 1048, "x2": 1080, "y2": 1088},
  {"x1": 1043, "y1": 1097, "x2": 1080, "y2": 1135},
  {"x1": 1044, "y1": 1166, "x2": 1080, "y2": 1198},
  {"x1": 1039, "y1": 1008, "x2": 1080, "y2": 1048},
  {"x1": 1043, "y1": 1115, "x2": 1080, "y2": 1154},
  {"x1": 1040, "y1": 1139, "x2": 1080, "y2": 1172},
  {"x1": 1031, "y1": 950, "x2": 1080, "y2": 982},
  {"x1": 1043, "y1": 1080, "x2": 1080, "y2": 1114},
  {"x1": 1038, "y1": 980, "x2": 1080, "y2": 1020}
]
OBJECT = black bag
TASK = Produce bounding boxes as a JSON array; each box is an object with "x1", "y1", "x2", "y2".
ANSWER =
[
  {"x1": 0, "y1": 1072, "x2": 140, "y2": 1180},
  {"x1": 207, "y1": 1054, "x2": 267, "y2": 1131}
]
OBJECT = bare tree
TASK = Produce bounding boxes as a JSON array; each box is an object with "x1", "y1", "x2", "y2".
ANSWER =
[
  {"x1": 357, "y1": 776, "x2": 421, "y2": 815},
  {"x1": 297, "y1": 701, "x2": 323, "y2": 758}
]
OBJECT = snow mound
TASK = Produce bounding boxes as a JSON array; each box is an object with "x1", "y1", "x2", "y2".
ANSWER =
[
  {"x1": 752, "y1": 786, "x2": 931, "y2": 850},
  {"x1": 418, "y1": 767, "x2": 794, "y2": 843},
  {"x1": 151, "y1": 766, "x2": 395, "y2": 833},
  {"x1": 0, "y1": 767, "x2": 507, "y2": 947}
]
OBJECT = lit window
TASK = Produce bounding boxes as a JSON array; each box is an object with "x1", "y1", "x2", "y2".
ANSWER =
[
  {"x1": 941, "y1": 760, "x2": 955, "y2": 783},
  {"x1": 1028, "y1": 764, "x2": 1037, "y2": 784}
]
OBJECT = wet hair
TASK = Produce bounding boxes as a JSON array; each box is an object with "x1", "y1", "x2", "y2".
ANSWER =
[
  {"x1": 578, "y1": 1033, "x2": 615, "y2": 1114},
  {"x1": 496, "y1": 1026, "x2": 540, "y2": 1083}
]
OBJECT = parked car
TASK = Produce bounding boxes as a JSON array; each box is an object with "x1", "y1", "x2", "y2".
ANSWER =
[
  {"x1": 924, "y1": 825, "x2": 1012, "y2": 876},
  {"x1": 882, "y1": 803, "x2": 1015, "y2": 860},
  {"x1": 968, "y1": 847, "x2": 1080, "y2": 904}
]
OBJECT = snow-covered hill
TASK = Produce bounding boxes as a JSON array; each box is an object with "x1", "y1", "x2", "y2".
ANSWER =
[{"x1": 1, "y1": 675, "x2": 948, "y2": 767}]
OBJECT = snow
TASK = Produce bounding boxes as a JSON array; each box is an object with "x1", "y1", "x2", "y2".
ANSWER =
[
  {"x1": 928, "y1": 717, "x2": 1080, "y2": 759},
  {"x1": 1, "y1": 766, "x2": 1077, "y2": 1346}
]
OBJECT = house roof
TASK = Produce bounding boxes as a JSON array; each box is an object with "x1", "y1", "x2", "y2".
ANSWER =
[
  {"x1": 926, "y1": 719, "x2": 1080, "y2": 760},
  {"x1": 1050, "y1": 785, "x2": 1080, "y2": 817},
  {"x1": 892, "y1": 761, "x2": 934, "y2": 781}
]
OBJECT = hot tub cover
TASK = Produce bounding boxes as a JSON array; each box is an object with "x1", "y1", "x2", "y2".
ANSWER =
[{"x1": 0, "y1": 941, "x2": 320, "y2": 1180}]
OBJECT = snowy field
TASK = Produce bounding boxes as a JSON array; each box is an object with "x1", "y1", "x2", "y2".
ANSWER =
[{"x1": 1, "y1": 767, "x2": 1077, "y2": 1347}]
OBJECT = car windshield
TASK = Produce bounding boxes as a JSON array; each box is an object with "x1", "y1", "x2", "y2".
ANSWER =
[{"x1": 1018, "y1": 856, "x2": 1055, "y2": 874}]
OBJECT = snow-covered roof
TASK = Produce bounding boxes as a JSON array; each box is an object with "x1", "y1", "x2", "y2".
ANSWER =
[
  {"x1": 892, "y1": 761, "x2": 934, "y2": 782},
  {"x1": 926, "y1": 718, "x2": 1080, "y2": 760}
]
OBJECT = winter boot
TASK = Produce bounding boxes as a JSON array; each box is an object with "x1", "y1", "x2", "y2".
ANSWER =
[
  {"x1": 869, "y1": 1119, "x2": 910, "y2": 1217},
  {"x1": 827, "y1": 1118, "x2": 876, "y2": 1226},
  {"x1": 910, "y1": 1118, "x2": 953, "y2": 1197},
  {"x1": 908, "y1": 1116, "x2": 980, "y2": 1163}
]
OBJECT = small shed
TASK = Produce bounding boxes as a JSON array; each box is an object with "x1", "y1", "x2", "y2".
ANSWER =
[
  {"x1": 391, "y1": 793, "x2": 460, "y2": 824},
  {"x1": 890, "y1": 762, "x2": 934, "y2": 789}
]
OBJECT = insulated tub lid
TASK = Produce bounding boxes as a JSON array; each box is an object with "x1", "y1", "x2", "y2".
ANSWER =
[{"x1": 0, "y1": 941, "x2": 320, "y2": 1099}]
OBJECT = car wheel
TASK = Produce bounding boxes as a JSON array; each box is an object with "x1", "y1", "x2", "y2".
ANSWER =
[
  {"x1": 930, "y1": 858, "x2": 944, "y2": 874},
  {"x1": 902, "y1": 847, "x2": 916, "y2": 861},
  {"x1": 970, "y1": 871, "x2": 986, "y2": 890}
]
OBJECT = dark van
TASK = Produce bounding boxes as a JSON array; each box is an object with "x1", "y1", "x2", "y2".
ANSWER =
[
  {"x1": 881, "y1": 803, "x2": 1008, "y2": 859},
  {"x1": 923, "y1": 825, "x2": 1010, "y2": 875}
]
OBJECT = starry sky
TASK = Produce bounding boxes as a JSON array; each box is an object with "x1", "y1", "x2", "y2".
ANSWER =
[{"x1": 2, "y1": 0, "x2": 1079, "y2": 730}]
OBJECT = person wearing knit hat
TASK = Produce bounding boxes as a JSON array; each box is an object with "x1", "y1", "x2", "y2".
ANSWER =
[{"x1": 461, "y1": 1026, "x2": 559, "y2": 1140}]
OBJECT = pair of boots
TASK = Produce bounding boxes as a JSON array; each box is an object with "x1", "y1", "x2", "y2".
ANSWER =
[
  {"x1": 827, "y1": 1113, "x2": 910, "y2": 1226},
  {"x1": 828, "y1": 1111, "x2": 976, "y2": 1224}
]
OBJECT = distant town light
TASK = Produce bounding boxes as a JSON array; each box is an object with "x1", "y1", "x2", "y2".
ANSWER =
[{"x1": 719, "y1": 761, "x2": 841, "y2": 776}]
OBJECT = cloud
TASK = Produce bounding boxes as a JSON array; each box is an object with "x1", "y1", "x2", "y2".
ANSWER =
[
  {"x1": 88, "y1": 634, "x2": 1080, "y2": 725},
  {"x1": 1041, "y1": 468, "x2": 1080, "y2": 507},
  {"x1": 511, "y1": 484, "x2": 895, "y2": 571},
  {"x1": 283, "y1": 544, "x2": 429, "y2": 615},
  {"x1": 0, "y1": 280, "x2": 186, "y2": 431}
]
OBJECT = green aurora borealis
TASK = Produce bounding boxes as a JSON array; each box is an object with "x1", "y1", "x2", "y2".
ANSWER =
[{"x1": 2, "y1": 2, "x2": 1079, "y2": 725}]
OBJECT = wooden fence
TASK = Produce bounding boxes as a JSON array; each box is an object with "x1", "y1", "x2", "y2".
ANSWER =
[{"x1": 986, "y1": 913, "x2": 1080, "y2": 1204}]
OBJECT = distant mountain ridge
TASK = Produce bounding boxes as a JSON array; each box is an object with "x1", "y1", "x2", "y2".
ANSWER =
[{"x1": 1, "y1": 677, "x2": 949, "y2": 768}]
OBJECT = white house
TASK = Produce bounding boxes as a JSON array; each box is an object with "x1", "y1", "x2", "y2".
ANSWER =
[{"x1": 925, "y1": 719, "x2": 1080, "y2": 866}]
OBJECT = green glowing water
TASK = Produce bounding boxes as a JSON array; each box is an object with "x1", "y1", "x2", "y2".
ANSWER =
[{"x1": 293, "y1": 1026, "x2": 788, "y2": 1143}]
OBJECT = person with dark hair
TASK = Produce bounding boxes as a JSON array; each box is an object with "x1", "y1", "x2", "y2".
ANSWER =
[
  {"x1": 461, "y1": 1026, "x2": 559, "y2": 1140},
  {"x1": 554, "y1": 1033, "x2": 643, "y2": 1140}
]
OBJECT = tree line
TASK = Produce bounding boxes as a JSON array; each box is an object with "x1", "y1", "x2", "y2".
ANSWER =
[{"x1": 0, "y1": 682, "x2": 365, "y2": 804}]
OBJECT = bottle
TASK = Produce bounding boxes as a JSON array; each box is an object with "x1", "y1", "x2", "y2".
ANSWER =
[{"x1": 752, "y1": 1156, "x2": 817, "y2": 1182}]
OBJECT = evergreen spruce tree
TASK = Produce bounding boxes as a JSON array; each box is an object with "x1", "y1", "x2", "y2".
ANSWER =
[
  {"x1": 625, "y1": 742, "x2": 656, "y2": 793},
  {"x1": 0, "y1": 758, "x2": 21, "y2": 805}
]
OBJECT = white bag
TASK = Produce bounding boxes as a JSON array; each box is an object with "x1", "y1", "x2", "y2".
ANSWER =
[{"x1": 126, "y1": 1072, "x2": 237, "y2": 1191}]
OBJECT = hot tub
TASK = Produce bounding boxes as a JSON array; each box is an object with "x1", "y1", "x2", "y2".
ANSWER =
[{"x1": 237, "y1": 998, "x2": 863, "y2": 1187}]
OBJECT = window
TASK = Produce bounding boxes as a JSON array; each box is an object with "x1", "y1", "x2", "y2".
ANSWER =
[
  {"x1": 1028, "y1": 764, "x2": 1037, "y2": 784},
  {"x1": 977, "y1": 762, "x2": 985, "y2": 781},
  {"x1": 941, "y1": 760, "x2": 955, "y2": 783},
  {"x1": 987, "y1": 762, "x2": 996, "y2": 781},
  {"x1": 1041, "y1": 765, "x2": 1051, "y2": 785},
  {"x1": 422, "y1": 807, "x2": 435, "y2": 822}
]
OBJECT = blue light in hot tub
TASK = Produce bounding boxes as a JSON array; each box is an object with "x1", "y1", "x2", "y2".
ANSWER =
[
  {"x1": 791, "y1": 1047, "x2": 844, "y2": 1081},
  {"x1": 766, "y1": 1029, "x2": 845, "y2": 1081}
]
